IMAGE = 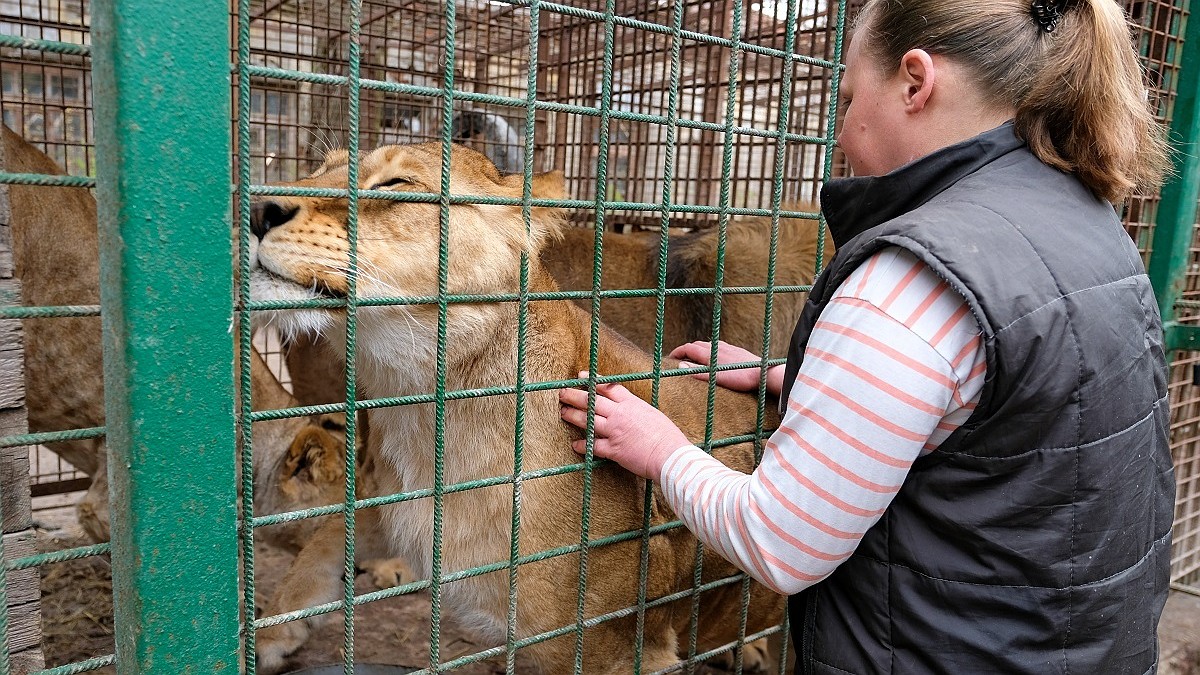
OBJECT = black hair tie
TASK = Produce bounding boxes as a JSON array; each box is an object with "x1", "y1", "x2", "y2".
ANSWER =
[{"x1": 1031, "y1": 0, "x2": 1072, "y2": 32}]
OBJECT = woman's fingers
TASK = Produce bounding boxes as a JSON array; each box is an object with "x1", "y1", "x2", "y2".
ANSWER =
[
  {"x1": 674, "y1": 359, "x2": 712, "y2": 383},
  {"x1": 559, "y1": 382, "x2": 617, "y2": 436},
  {"x1": 671, "y1": 343, "x2": 716, "y2": 383},
  {"x1": 558, "y1": 404, "x2": 588, "y2": 430},
  {"x1": 668, "y1": 341, "x2": 712, "y2": 363},
  {"x1": 559, "y1": 386, "x2": 589, "y2": 410},
  {"x1": 570, "y1": 438, "x2": 609, "y2": 457},
  {"x1": 595, "y1": 381, "x2": 634, "y2": 403},
  {"x1": 560, "y1": 405, "x2": 608, "y2": 436},
  {"x1": 559, "y1": 385, "x2": 615, "y2": 416},
  {"x1": 563, "y1": 374, "x2": 636, "y2": 408}
]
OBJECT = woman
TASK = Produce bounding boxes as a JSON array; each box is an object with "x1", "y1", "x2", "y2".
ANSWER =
[{"x1": 558, "y1": 1, "x2": 1176, "y2": 673}]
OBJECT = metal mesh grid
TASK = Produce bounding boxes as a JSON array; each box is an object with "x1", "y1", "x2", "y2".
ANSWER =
[
  {"x1": 1166, "y1": 351, "x2": 1200, "y2": 585},
  {"x1": 538, "y1": 0, "x2": 838, "y2": 228},
  {"x1": 237, "y1": 1, "x2": 841, "y2": 224},
  {"x1": 0, "y1": 0, "x2": 1195, "y2": 673},
  {"x1": 1126, "y1": 0, "x2": 1200, "y2": 586},
  {"x1": 236, "y1": 1, "x2": 839, "y2": 672},
  {"x1": 0, "y1": 0, "x2": 94, "y2": 506},
  {"x1": 1125, "y1": 0, "x2": 1182, "y2": 254},
  {"x1": 239, "y1": 0, "x2": 537, "y2": 185},
  {"x1": 0, "y1": 0, "x2": 91, "y2": 175},
  {"x1": 0, "y1": 2, "x2": 94, "y2": 506},
  {"x1": 0, "y1": 2, "x2": 111, "y2": 673},
  {"x1": 0, "y1": 19, "x2": 112, "y2": 675}
]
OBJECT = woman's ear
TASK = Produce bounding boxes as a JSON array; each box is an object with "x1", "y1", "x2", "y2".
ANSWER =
[{"x1": 898, "y1": 48, "x2": 936, "y2": 113}]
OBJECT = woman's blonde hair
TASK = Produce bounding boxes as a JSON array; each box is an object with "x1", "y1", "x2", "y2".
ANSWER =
[{"x1": 856, "y1": 0, "x2": 1170, "y2": 203}]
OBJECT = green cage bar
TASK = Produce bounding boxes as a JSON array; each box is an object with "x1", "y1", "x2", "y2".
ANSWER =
[
  {"x1": 91, "y1": 0, "x2": 239, "y2": 673},
  {"x1": 339, "y1": 3, "x2": 365, "y2": 674},
  {"x1": 1149, "y1": 0, "x2": 1200, "y2": 350},
  {"x1": 505, "y1": 2, "x2": 542, "y2": 672},
  {"x1": 0, "y1": 0, "x2": 1193, "y2": 670}
]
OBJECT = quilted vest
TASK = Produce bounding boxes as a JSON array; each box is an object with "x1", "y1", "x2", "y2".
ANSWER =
[{"x1": 781, "y1": 123, "x2": 1174, "y2": 674}]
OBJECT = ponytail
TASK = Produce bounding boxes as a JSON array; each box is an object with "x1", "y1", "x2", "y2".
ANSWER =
[{"x1": 858, "y1": 0, "x2": 1170, "y2": 203}]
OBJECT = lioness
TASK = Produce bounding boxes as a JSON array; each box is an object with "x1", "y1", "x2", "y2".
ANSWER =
[
  {"x1": 3, "y1": 124, "x2": 116, "y2": 542},
  {"x1": 249, "y1": 143, "x2": 785, "y2": 673},
  {"x1": 3, "y1": 124, "x2": 104, "y2": 476}
]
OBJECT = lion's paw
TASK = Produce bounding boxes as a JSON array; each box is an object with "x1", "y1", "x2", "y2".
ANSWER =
[
  {"x1": 358, "y1": 557, "x2": 413, "y2": 590},
  {"x1": 256, "y1": 620, "x2": 308, "y2": 675}
]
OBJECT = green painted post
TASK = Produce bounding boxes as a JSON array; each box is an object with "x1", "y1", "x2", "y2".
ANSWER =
[
  {"x1": 1148, "y1": 1, "x2": 1200, "y2": 351},
  {"x1": 91, "y1": 1, "x2": 239, "y2": 673}
]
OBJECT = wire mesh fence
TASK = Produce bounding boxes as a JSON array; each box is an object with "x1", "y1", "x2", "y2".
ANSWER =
[
  {"x1": 0, "y1": 0, "x2": 1197, "y2": 673},
  {"x1": 1134, "y1": 0, "x2": 1200, "y2": 587},
  {"x1": 236, "y1": 1, "x2": 840, "y2": 672}
]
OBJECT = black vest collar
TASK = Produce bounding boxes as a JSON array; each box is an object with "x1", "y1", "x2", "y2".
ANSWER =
[{"x1": 819, "y1": 122, "x2": 1025, "y2": 248}]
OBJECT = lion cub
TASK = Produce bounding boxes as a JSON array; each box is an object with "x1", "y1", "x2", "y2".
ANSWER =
[{"x1": 249, "y1": 143, "x2": 785, "y2": 673}]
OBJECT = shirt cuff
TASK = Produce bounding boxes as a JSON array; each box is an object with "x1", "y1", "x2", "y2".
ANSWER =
[{"x1": 659, "y1": 443, "x2": 708, "y2": 485}]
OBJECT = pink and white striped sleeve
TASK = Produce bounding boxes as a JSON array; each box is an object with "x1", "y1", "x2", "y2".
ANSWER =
[{"x1": 658, "y1": 247, "x2": 985, "y2": 595}]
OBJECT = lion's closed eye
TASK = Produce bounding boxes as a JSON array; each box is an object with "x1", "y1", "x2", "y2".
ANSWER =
[{"x1": 371, "y1": 177, "x2": 415, "y2": 190}]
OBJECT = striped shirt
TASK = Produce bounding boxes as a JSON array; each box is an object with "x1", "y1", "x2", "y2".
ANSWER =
[{"x1": 659, "y1": 247, "x2": 986, "y2": 595}]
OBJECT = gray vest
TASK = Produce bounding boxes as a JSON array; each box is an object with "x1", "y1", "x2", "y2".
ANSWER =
[{"x1": 782, "y1": 124, "x2": 1174, "y2": 675}]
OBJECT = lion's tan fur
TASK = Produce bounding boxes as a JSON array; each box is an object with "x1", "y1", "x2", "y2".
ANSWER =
[
  {"x1": 249, "y1": 143, "x2": 786, "y2": 673},
  {"x1": 3, "y1": 125, "x2": 104, "y2": 478},
  {"x1": 3, "y1": 125, "x2": 116, "y2": 544},
  {"x1": 542, "y1": 209, "x2": 827, "y2": 359}
]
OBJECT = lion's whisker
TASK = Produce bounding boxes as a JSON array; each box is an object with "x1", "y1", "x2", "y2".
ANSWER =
[{"x1": 316, "y1": 261, "x2": 429, "y2": 348}]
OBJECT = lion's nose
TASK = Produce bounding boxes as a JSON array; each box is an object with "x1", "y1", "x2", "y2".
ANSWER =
[{"x1": 250, "y1": 199, "x2": 299, "y2": 240}]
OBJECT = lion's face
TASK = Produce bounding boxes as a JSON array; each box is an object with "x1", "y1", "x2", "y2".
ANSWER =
[{"x1": 250, "y1": 142, "x2": 564, "y2": 338}]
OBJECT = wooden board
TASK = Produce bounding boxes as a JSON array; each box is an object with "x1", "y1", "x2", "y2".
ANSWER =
[{"x1": 2, "y1": 531, "x2": 42, "y2": 654}]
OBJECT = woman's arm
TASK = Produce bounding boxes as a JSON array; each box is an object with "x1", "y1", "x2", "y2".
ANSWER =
[{"x1": 659, "y1": 249, "x2": 985, "y2": 594}]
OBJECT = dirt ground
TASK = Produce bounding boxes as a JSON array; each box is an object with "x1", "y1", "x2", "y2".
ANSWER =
[
  {"x1": 37, "y1": 524, "x2": 518, "y2": 674},
  {"x1": 1160, "y1": 590, "x2": 1200, "y2": 675},
  {"x1": 34, "y1": 493, "x2": 1200, "y2": 674},
  {"x1": 34, "y1": 497, "x2": 758, "y2": 674}
]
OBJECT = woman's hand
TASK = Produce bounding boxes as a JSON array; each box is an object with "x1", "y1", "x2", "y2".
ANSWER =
[
  {"x1": 669, "y1": 340, "x2": 785, "y2": 397},
  {"x1": 558, "y1": 374, "x2": 691, "y2": 481}
]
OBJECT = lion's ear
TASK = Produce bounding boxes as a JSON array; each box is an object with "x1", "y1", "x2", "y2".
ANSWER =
[
  {"x1": 500, "y1": 169, "x2": 566, "y2": 200},
  {"x1": 309, "y1": 148, "x2": 349, "y2": 178},
  {"x1": 502, "y1": 170, "x2": 567, "y2": 252},
  {"x1": 528, "y1": 170, "x2": 566, "y2": 201}
]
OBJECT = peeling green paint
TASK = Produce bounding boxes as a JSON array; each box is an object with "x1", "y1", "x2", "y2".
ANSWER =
[
  {"x1": 1149, "y1": 2, "x2": 1200, "y2": 350},
  {"x1": 91, "y1": 1, "x2": 239, "y2": 672}
]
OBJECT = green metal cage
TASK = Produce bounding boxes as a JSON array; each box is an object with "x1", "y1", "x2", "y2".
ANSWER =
[{"x1": 0, "y1": 0, "x2": 1196, "y2": 673}]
